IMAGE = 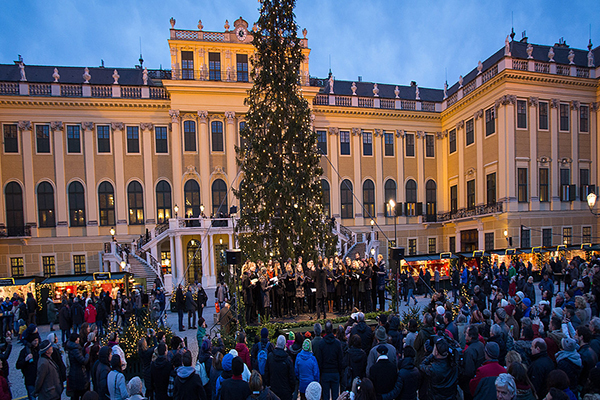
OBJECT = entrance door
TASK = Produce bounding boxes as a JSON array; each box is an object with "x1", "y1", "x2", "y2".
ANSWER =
[{"x1": 461, "y1": 229, "x2": 478, "y2": 252}]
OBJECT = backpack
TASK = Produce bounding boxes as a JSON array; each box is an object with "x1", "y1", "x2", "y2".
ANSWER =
[
  {"x1": 257, "y1": 342, "x2": 268, "y2": 375},
  {"x1": 341, "y1": 349, "x2": 353, "y2": 390},
  {"x1": 195, "y1": 360, "x2": 210, "y2": 386}
]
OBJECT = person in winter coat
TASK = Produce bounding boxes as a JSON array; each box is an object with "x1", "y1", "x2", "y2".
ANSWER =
[
  {"x1": 185, "y1": 287, "x2": 197, "y2": 329},
  {"x1": 382, "y1": 346, "x2": 420, "y2": 400},
  {"x1": 369, "y1": 346, "x2": 397, "y2": 399},
  {"x1": 174, "y1": 351, "x2": 206, "y2": 400},
  {"x1": 527, "y1": 339, "x2": 555, "y2": 399},
  {"x1": 419, "y1": 338, "x2": 458, "y2": 400},
  {"x1": 0, "y1": 362, "x2": 9, "y2": 400},
  {"x1": 107, "y1": 354, "x2": 128, "y2": 400},
  {"x1": 295, "y1": 339, "x2": 320, "y2": 398},
  {"x1": 346, "y1": 334, "x2": 367, "y2": 383},
  {"x1": 107, "y1": 332, "x2": 127, "y2": 371},
  {"x1": 16, "y1": 334, "x2": 40, "y2": 400},
  {"x1": 176, "y1": 284, "x2": 185, "y2": 331},
  {"x1": 247, "y1": 370, "x2": 280, "y2": 400},
  {"x1": 92, "y1": 346, "x2": 112, "y2": 400},
  {"x1": 197, "y1": 338, "x2": 213, "y2": 399},
  {"x1": 349, "y1": 313, "x2": 373, "y2": 354},
  {"x1": 34, "y1": 340, "x2": 63, "y2": 400},
  {"x1": 387, "y1": 316, "x2": 403, "y2": 356},
  {"x1": 251, "y1": 328, "x2": 274, "y2": 372},
  {"x1": 71, "y1": 298, "x2": 84, "y2": 334},
  {"x1": 150, "y1": 343, "x2": 171, "y2": 400},
  {"x1": 460, "y1": 325, "x2": 485, "y2": 396},
  {"x1": 220, "y1": 357, "x2": 250, "y2": 400},
  {"x1": 47, "y1": 332, "x2": 67, "y2": 385},
  {"x1": 46, "y1": 298, "x2": 57, "y2": 331},
  {"x1": 84, "y1": 299, "x2": 97, "y2": 325},
  {"x1": 210, "y1": 353, "x2": 224, "y2": 400},
  {"x1": 137, "y1": 338, "x2": 154, "y2": 400},
  {"x1": 366, "y1": 327, "x2": 397, "y2": 378},
  {"x1": 413, "y1": 314, "x2": 435, "y2": 365},
  {"x1": 314, "y1": 322, "x2": 343, "y2": 400},
  {"x1": 235, "y1": 332, "x2": 252, "y2": 370},
  {"x1": 469, "y1": 342, "x2": 505, "y2": 399},
  {"x1": 59, "y1": 301, "x2": 71, "y2": 344},
  {"x1": 127, "y1": 377, "x2": 146, "y2": 400},
  {"x1": 264, "y1": 335, "x2": 295, "y2": 400},
  {"x1": 556, "y1": 337, "x2": 582, "y2": 392},
  {"x1": 67, "y1": 332, "x2": 90, "y2": 399}
]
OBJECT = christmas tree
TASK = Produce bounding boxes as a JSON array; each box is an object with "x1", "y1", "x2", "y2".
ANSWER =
[{"x1": 235, "y1": 0, "x2": 336, "y2": 261}]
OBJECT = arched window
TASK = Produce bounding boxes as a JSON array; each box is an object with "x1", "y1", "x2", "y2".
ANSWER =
[
  {"x1": 186, "y1": 239, "x2": 203, "y2": 284},
  {"x1": 37, "y1": 182, "x2": 55, "y2": 227},
  {"x1": 127, "y1": 181, "x2": 144, "y2": 225},
  {"x1": 340, "y1": 179, "x2": 353, "y2": 219},
  {"x1": 405, "y1": 179, "x2": 417, "y2": 216},
  {"x1": 425, "y1": 180, "x2": 437, "y2": 222},
  {"x1": 211, "y1": 121, "x2": 224, "y2": 152},
  {"x1": 384, "y1": 179, "x2": 396, "y2": 217},
  {"x1": 321, "y1": 179, "x2": 330, "y2": 217},
  {"x1": 156, "y1": 180, "x2": 172, "y2": 224},
  {"x1": 212, "y1": 179, "x2": 228, "y2": 216},
  {"x1": 98, "y1": 181, "x2": 115, "y2": 226},
  {"x1": 184, "y1": 180, "x2": 201, "y2": 226},
  {"x1": 5, "y1": 182, "x2": 24, "y2": 236},
  {"x1": 68, "y1": 181, "x2": 86, "y2": 227},
  {"x1": 362, "y1": 179, "x2": 375, "y2": 218}
]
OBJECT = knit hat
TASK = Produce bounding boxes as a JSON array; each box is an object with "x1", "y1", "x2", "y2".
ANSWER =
[
  {"x1": 562, "y1": 337, "x2": 577, "y2": 352},
  {"x1": 47, "y1": 332, "x2": 56, "y2": 343},
  {"x1": 276, "y1": 335, "x2": 286, "y2": 349},
  {"x1": 485, "y1": 342, "x2": 500, "y2": 360},
  {"x1": 500, "y1": 299, "x2": 509, "y2": 308},
  {"x1": 288, "y1": 331, "x2": 295, "y2": 341},
  {"x1": 222, "y1": 353, "x2": 233, "y2": 371},
  {"x1": 515, "y1": 291, "x2": 525, "y2": 301},
  {"x1": 304, "y1": 331, "x2": 312, "y2": 339},
  {"x1": 552, "y1": 307, "x2": 564, "y2": 319},
  {"x1": 436, "y1": 306, "x2": 445, "y2": 315},
  {"x1": 127, "y1": 376, "x2": 143, "y2": 396},
  {"x1": 229, "y1": 349, "x2": 238, "y2": 357},
  {"x1": 305, "y1": 381, "x2": 322, "y2": 400},
  {"x1": 231, "y1": 356, "x2": 244, "y2": 376},
  {"x1": 577, "y1": 281, "x2": 584, "y2": 288},
  {"x1": 39, "y1": 340, "x2": 52, "y2": 353},
  {"x1": 495, "y1": 307, "x2": 507, "y2": 320},
  {"x1": 375, "y1": 326, "x2": 387, "y2": 342},
  {"x1": 302, "y1": 338, "x2": 312, "y2": 352},
  {"x1": 88, "y1": 332, "x2": 96, "y2": 342},
  {"x1": 522, "y1": 298, "x2": 531, "y2": 308},
  {"x1": 504, "y1": 304, "x2": 515, "y2": 316},
  {"x1": 261, "y1": 327, "x2": 269, "y2": 339}
]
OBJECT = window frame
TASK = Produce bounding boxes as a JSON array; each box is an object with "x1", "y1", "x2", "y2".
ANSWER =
[
  {"x1": 484, "y1": 232, "x2": 494, "y2": 251},
  {"x1": 517, "y1": 168, "x2": 528, "y2": 203},
  {"x1": 97, "y1": 125, "x2": 111, "y2": 154},
  {"x1": 384, "y1": 179, "x2": 396, "y2": 217},
  {"x1": 156, "y1": 180, "x2": 172, "y2": 224},
  {"x1": 362, "y1": 179, "x2": 375, "y2": 218},
  {"x1": 3, "y1": 124, "x2": 19, "y2": 154},
  {"x1": 408, "y1": 238, "x2": 417, "y2": 255},
  {"x1": 10, "y1": 256, "x2": 24, "y2": 277},
  {"x1": 465, "y1": 119, "x2": 474, "y2": 147},
  {"x1": 362, "y1": 131, "x2": 373, "y2": 156},
  {"x1": 542, "y1": 228, "x2": 552, "y2": 247},
  {"x1": 562, "y1": 227, "x2": 572, "y2": 246},
  {"x1": 340, "y1": 179, "x2": 353, "y2": 219},
  {"x1": 183, "y1": 120, "x2": 197, "y2": 152},
  {"x1": 184, "y1": 179, "x2": 201, "y2": 220},
  {"x1": 466, "y1": 179, "x2": 476, "y2": 210},
  {"x1": 521, "y1": 229, "x2": 531, "y2": 248},
  {"x1": 405, "y1": 179, "x2": 417, "y2": 216},
  {"x1": 211, "y1": 121, "x2": 224, "y2": 152},
  {"x1": 41, "y1": 254, "x2": 56, "y2": 277},
  {"x1": 321, "y1": 179, "x2": 330, "y2": 217},
  {"x1": 405, "y1": 133, "x2": 415, "y2": 157},
  {"x1": 539, "y1": 168, "x2": 549, "y2": 202},
  {"x1": 448, "y1": 129, "x2": 456, "y2": 154},
  {"x1": 428, "y1": 237, "x2": 436, "y2": 254},
  {"x1": 316, "y1": 130, "x2": 327, "y2": 155},
  {"x1": 449, "y1": 236, "x2": 456, "y2": 253},
  {"x1": 340, "y1": 131, "x2": 350, "y2": 156},
  {"x1": 155, "y1": 126, "x2": 168, "y2": 154},
  {"x1": 211, "y1": 179, "x2": 228, "y2": 216},
  {"x1": 580, "y1": 105, "x2": 589, "y2": 133},
  {"x1": 485, "y1": 107, "x2": 496, "y2": 136},
  {"x1": 425, "y1": 134, "x2": 435, "y2": 158},
  {"x1": 37, "y1": 181, "x2": 55, "y2": 228},
  {"x1": 36, "y1": 124, "x2": 51, "y2": 154},
  {"x1": 538, "y1": 101, "x2": 549, "y2": 130},
  {"x1": 559, "y1": 103, "x2": 570, "y2": 132},
  {"x1": 486, "y1": 173, "x2": 496, "y2": 206},
  {"x1": 583, "y1": 226, "x2": 592, "y2": 243},
  {"x1": 66, "y1": 125, "x2": 81, "y2": 154},
  {"x1": 516, "y1": 99, "x2": 527, "y2": 129},
  {"x1": 450, "y1": 184, "x2": 458, "y2": 213},
  {"x1": 181, "y1": 50, "x2": 194, "y2": 80},
  {"x1": 68, "y1": 181, "x2": 86, "y2": 227},
  {"x1": 126, "y1": 126, "x2": 140, "y2": 154},
  {"x1": 98, "y1": 181, "x2": 115, "y2": 227},
  {"x1": 209, "y1": 52, "x2": 221, "y2": 81},
  {"x1": 73, "y1": 254, "x2": 86, "y2": 275},
  {"x1": 384, "y1": 132, "x2": 394, "y2": 157},
  {"x1": 127, "y1": 181, "x2": 144, "y2": 225},
  {"x1": 5, "y1": 181, "x2": 24, "y2": 236},
  {"x1": 236, "y1": 54, "x2": 249, "y2": 82}
]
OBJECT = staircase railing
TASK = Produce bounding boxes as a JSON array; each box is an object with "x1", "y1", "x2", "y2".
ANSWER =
[{"x1": 131, "y1": 252, "x2": 165, "y2": 289}]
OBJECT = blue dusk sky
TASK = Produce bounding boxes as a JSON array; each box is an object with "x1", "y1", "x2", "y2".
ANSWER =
[{"x1": 0, "y1": 0, "x2": 598, "y2": 90}]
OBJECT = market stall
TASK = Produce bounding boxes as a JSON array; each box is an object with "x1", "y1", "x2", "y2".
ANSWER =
[
  {"x1": 400, "y1": 253, "x2": 458, "y2": 291},
  {"x1": 0, "y1": 276, "x2": 45, "y2": 323}
]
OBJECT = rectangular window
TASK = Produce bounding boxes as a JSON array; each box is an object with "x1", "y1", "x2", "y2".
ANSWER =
[
  {"x1": 126, "y1": 126, "x2": 139, "y2": 153},
  {"x1": 317, "y1": 130, "x2": 327, "y2": 155},
  {"x1": 465, "y1": 119, "x2": 474, "y2": 146},
  {"x1": 560, "y1": 103, "x2": 569, "y2": 131},
  {"x1": 449, "y1": 236, "x2": 456, "y2": 253},
  {"x1": 449, "y1": 129, "x2": 456, "y2": 153},
  {"x1": 67, "y1": 125, "x2": 81, "y2": 153},
  {"x1": 517, "y1": 100, "x2": 527, "y2": 129},
  {"x1": 539, "y1": 101, "x2": 549, "y2": 130},
  {"x1": 3, "y1": 124, "x2": 18, "y2": 153},
  {"x1": 563, "y1": 227, "x2": 572, "y2": 246},
  {"x1": 181, "y1": 51, "x2": 194, "y2": 80},
  {"x1": 183, "y1": 121, "x2": 196, "y2": 152},
  {"x1": 384, "y1": 132, "x2": 394, "y2": 156},
  {"x1": 485, "y1": 173, "x2": 496, "y2": 205},
  {"x1": 73, "y1": 254, "x2": 86, "y2": 274},
  {"x1": 155, "y1": 126, "x2": 168, "y2": 153},
  {"x1": 211, "y1": 121, "x2": 224, "y2": 152},
  {"x1": 560, "y1": 168, "x2": 575, "y2": 201},
  {"x1": 580, "y1": 105, "x2": 589, "y2": 133},
  {"x1": 583, "y1": 226, "x2": 592, "y2": 243},
  {"x1": 42, "y1": 255, "x2": 56, "y2": 277},
  {"x1": 467, "y1": 179, "x2": 475, "y2": 209},
  {"x1": 236, "y1": 54, "x2": 248, "y2": 82},
  {"x1": 518, "y1": 168, "x2": 528, "y2": 202},
  {"x1": 580, "y1": 168, "x2": 591, "y2": 202},
  {"x1": 10, "y1": 257, "x2": 24, "y2": 277},
  {"x1": 425, "y1": 134, "x2": 435, "y2": 157},
  {"x1": 560, "y1": 169, "x2": 570, "y2": 186},
  {"x1": 542, "y1": 228, "x2": 552, "y2": 247},
  {"x1": 209, "y1": 52, "x2": 221, "y2": 81},
  {"x1": 450, "y1": 185, "x2": 458, "y2": 213},
  {"x1": 362, "y1": 131, "x2": 372, "y2": 156},
  {"x1": 539, "y1": 168, "x2": 549, "y2": 202},
  {"x1": 485, "y1": 107, "x2": 496, "y2": 136},
  {"x1": 408, "y1": 239, "x2": 417, "y2": 255},
  {"x1": 521, "y1": 229, "x2": 530, "y2": 248},
  {"x1": 340, "y1": 131, "x2": 350, "y2": 155},
  {"x1": 97, "y1": 125, "x2": 110, "y2": 153},
  {"x1": 405, "y1": 133, "x2": 415, "y2": 157},
  {"x1": 36, "y1": 125, "x2": 50, "y2": 153},
  {"x1": 485, "y1": 233, "x2": 494, "y2": 251},
  {"x1": 428, "y1": 238, "x2": 436, "y2": 254}
]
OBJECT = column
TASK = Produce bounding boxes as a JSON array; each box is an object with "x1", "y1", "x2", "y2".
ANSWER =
[
  {"x1": 528, "y1": 98, "x2": 539, "y2": 209},
  {"x1": 396, "y1": 130, "x2": 405, "y2": 203},
  {"x1": 202, "y1": 232, "x2": 212, "y2": 288},
  {"x1": 571, "y1": 101, "x2": 580, "y2": 205},
  {"x1": 208, "y1": 233, "x2": 215, "y2": 279},
  {"x1": 175, "y1": 234, "x2": 184, "y2": 285},
  {"x1": 374, "y1": 129, "x2": 384, "y2": 218},
  {"x1": 52, "y1": 121, "x2": 68, "y2": 236},
  {"x1": 170, "y1": 235, "x2": 176, "y2": 281},
  {"x1": 475, "y1": 110, "x2": 485, "y2": 205},
  {"x1": 329, "y1": 128, "x2": 340, "y2": 218},
  {"x1": 198, "y1": 111, "x2": 211, "y2": 209},
  {"x1": 352, "y1": 128, "x2": 362, "y2": 222},
  {"x1": 112, "y1": 122, "x2": 127, "y2": 234},
  {"x1": 457, "y1": 122, "x2": 465, "y2": 208},
  {"x1": 505, "y1": 97, "x2": 517, "y2": 208},
  {"x1": 19, "y1": 121, "x2": 36, "y2": 236},
  {"x1": 83, "y1": 122, "x2": 99, "y2": 236},
  {"x1": 592, "y1": 103, "x2": 599, "y2": 187},
  {"x1": 550, "y1": 99, "x2": 560, "y2": 208},
  {"x1": 225, "y1": 112, "x2": 237, "y2": 208},
  {"x1": 497, "y1": 99, "x2": 507, "y2": 203},
  {"x1": 416, "y1": 131, "x2": 425, "y2": 204},
  {"x1": 169, "y1": 111, "x2": 183, "y2": 211},
  {"x1": 436, "y1": 131, "x2": 447, "y2": 212},
  {"x1": 141, "y1": 123, "x2": 155, "y2": 224}
]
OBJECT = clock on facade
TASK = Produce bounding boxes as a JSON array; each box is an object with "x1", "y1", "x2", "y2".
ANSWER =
[{"x1": 236, "y1": 27, "x2": 247, "y2": 41}]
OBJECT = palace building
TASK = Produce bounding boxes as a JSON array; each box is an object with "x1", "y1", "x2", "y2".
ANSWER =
[{"x1": 0, "y1": 17, "x2": 599, "y2": 290}]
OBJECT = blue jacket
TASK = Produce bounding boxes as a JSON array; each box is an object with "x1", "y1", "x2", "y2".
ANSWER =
[
  {"x1": 461, "y1": 269, "x2": 468, "y2": 285},
  {"x1": 295, "y1": 350, "x2": 319, "y2": 393},
  {"x1": 376, "y1": 262, "x2": 387, "y2": 291},
  {"x1": 539, "y1": 279, "x2": 554, "y2": 297}
]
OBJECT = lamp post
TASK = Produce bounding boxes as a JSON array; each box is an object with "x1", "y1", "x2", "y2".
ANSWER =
[
  {"x1": 504, "y1": 228, "x2": 512, "y2": 247},
  {"x1": 388, "y1": 199, "x2": 397, "y2": 246},
  {"x1": 200, "y1": 204, "x2": 205, "y2": 217},
  {"x1": 587, "y1": 192, "x2": 600, "y2": 216},
  {"x1": 110, "y1": 227, "x2": 115, "y2": 242},
  {"x1": 174, "y1": 204, "x2": 179, "y2": 219}
]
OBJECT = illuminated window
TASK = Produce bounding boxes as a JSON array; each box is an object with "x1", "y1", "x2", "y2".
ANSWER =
[
  {"x1": 127, "y1": 181, "x2": 144, "y2": 225},
  {"x1": 73, "y1": 255, "x2": 86, "y2": 275},
  {"x1": 68, "y1": 181, "x2": 86, "y2": 227}
]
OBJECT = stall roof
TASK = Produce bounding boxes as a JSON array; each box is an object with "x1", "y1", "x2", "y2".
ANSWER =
[
  {"x1": 42, "y1": 272, "x2": 132, "y2": 284},
  {"x1": 403, "y1": 253, "x2": 458, "y2": 262},
  {"x1": 0, "y1": 276, "x2": 42, "y2": 286},
  {"x1": 456, "y1": 251, "x2": 491, "y2": 258}
]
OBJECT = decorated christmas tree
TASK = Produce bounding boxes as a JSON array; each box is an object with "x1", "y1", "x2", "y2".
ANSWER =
[{"x1": 235, "y1": 0, "x2": 336, "y2": 261}]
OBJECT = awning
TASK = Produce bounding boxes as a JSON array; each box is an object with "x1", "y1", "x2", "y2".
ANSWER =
[
  {"x1": 490, "y1": 249, "x2": 521, "y2": 256},
  {"x1": 402, "y1": 253, "x2": 458, "y2": 262},
  {"x1": 0, "y1": 276, "x2": 41, "y2": 287},
  {"x1": 42, "y1": 272, "x2": 132, "y2": 285},
  {"x1": 456, "y1": 251, "x2": 491, "y2": 258}
]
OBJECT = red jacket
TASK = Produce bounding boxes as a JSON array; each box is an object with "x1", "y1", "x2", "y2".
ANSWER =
[
  {"x1": 84, "y1": 304, "x2": 97, "y2": 324},
  {"x1": 469, "y1": 360, "x2": 506, "y2": 396},
  {"x1": 235, "y1": 342, "x2": 251, "y2": 369}
]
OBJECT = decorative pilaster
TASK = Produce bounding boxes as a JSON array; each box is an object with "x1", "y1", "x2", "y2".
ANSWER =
[
  {"x1": 51, "y1": 122, "x2": 68, "y2": 235},
  {"x1": 83, "y1": 122, "x2": 98, "y2": 233},
  {"x1": 142, "y1": 123, "x2": 155, "y2": 224},
  {"x1": 197, "y1": 111, "x2": 211, "y2": 210},
  {"x1": 169, "y1": 110, "x2": 183, "y2": 212},
  {"x1": 111, "y1": 122, "x2": 127, "y2": 232},
  {"x1": 225, "y1": 111, "x2": 237, "y2": 208}
]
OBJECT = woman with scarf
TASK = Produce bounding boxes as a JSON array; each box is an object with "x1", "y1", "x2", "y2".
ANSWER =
[{"x1": 556, "y1": 337, "x2": 582, "y2": 394}]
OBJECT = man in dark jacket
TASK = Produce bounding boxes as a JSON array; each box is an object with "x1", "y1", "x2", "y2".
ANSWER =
[
  {"x1": 71, "y1": 297, "x2": 84, "y2": 334},
  {"x1": 315, "y1": 321, "x2": 343, "y2": 400},
  {"x1": 174, "y1": 350, "x2": 206, "y2": 400},
  {"x1": 413, "y1": 314, "x2": 434, "y2": 365},
  {"x1": 382, "y1": 345, "x2": 420, "y2": 400},
  {"x1": 220, "y1": 357, "x2": 250, "y2": 400},
  {"x1": 185, "y1": 286, "x2": 197, "y2": 329},
  {"x1": 58, "y1": 301, "x2": 72, "y2": 345},
  {"x1": 369, "y1": 345, "x2": 397, "y2": 398},
  {"x1": 577, "y1": 325, "x2": 598, "y2": 387},
  {"x1": 375, "y1": 254, "x2": 387, "y2": 311},
  {"x1": 251, "y1": 327, "x2": 274, "y2": 372},
  {"x1": 92, "y1": 346, "x2": 112, "y2": 400},
  {"x1": 350, "y1": 313, "x2": 373, "y2": 354},
  {"x1": 150, "y1": 343, "x2": 172, "y2": 400},
  {"x1": 34, "y1": 340, "x2": 62, "y2": 400},
  {"x1": 461, "y1": 325, "x2": 485, "y2": 400},
  {"x1": 264, "y1": 335, "x2": 296, "y2": 400},
  {"x1": 366, "y1": 327, "x2": 397, "y2": 377},
  {"x1": 66, "y1": 332, "x2": 90, "y2": 399},
  {"x1": 527, "y1": 338, "x2": 555, "y2": 399},
  {"x1": 16, "y1": 334, "x2": 40, "y2": 399},
  {"x1": 176, "y1": 284, "x2": 185, "y2": 331},
  {"x1": 315, "y1": 260, "x2": 328, "y2": 320},
  {"x1": 419, "y1": 338, "x2": 458, "y2": 400},
  {"x1": 26, "y1": 293, "x2": 37, "y2": 325}
]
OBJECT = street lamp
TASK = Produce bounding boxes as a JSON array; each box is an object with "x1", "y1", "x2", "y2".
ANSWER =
[
  {"x1": 200, "y1": 204, "x2": 205, "y2": 217},
  {"x1": 110, "y1": 227, "x2": 115, "y2": 241},
  {"x1": 587, "y1": 192, "x2": 600, "y2": 216},
  {"x1": 120, "y1": 260, "x2": 126, "y2": 271},
  {"x1": 504, "y1": 228, "x2": 512, "y2": 247},
  {"x1": 174, "y1": 204, "x2": 179, "y2": 218},
  {"x1": 388, "y1": 199, "x2": 397, "y2": 246}
]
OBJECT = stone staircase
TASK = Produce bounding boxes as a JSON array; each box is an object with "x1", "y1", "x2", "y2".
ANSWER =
[{"x1": 129, "y1": 253, "x2": 161, "y2": 291}]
